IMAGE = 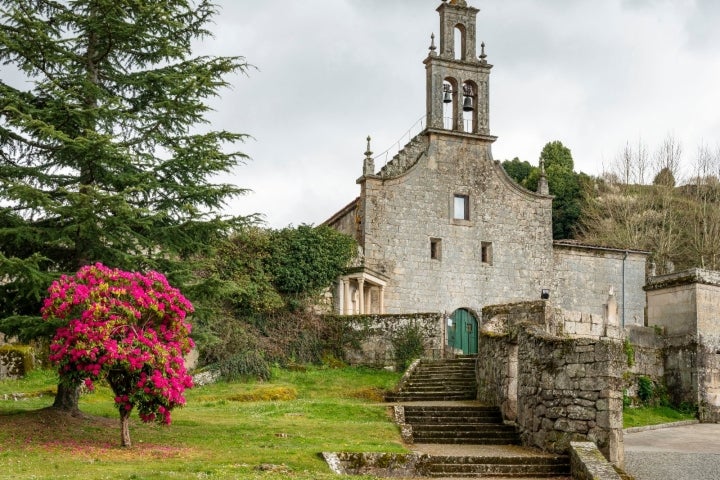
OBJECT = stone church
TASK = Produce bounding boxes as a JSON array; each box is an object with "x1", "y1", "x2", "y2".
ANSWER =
[
  {"x1": 323, "y1": 0, "x2": 720, "y2": 434},
  {"x1": 325, "y1": 0, "x2": 647, "y2": 343}
]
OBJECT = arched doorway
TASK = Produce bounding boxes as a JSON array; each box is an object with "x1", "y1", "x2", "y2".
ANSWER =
[{"x1": 448, "y1": 308, "x2": 478, "y2": 355}]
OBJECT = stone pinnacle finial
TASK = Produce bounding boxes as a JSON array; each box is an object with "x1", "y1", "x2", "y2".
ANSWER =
[
  {"x1": 537, "y1": 158, "x2": 549, "y2": 195},
  {"x1": 429, "y1": 33, "x2": 437, "y2": 55},
  {"x1": 480, "y1": 42, "x2": 487, "y2": 63},
  {"x1": 363, "y1": 136, "x2": 375, "y2": 176}
]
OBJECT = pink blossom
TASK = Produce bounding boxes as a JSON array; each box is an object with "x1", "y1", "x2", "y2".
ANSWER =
[{"x1": 42, "y1": 263, "x2": 194, "y2": 428}]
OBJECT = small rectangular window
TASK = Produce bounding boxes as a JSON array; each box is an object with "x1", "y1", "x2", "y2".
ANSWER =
[
  {"x1": 430, "y1": 238, "x2": 442, "y2": 260},
  {"x1": 453, "y1": 194, "x2": 469, "y2": 220},
  {"x1": 481, "y1": 242, "x2": 493, "y2": 265}
]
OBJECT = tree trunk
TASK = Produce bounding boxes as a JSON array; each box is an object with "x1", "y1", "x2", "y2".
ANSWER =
[
  {"x1": 52, "y1": 382, "x2": 81, "y2": 415},
  {"x1": 120, "y1": 408, "x2": 132, "y2": 447}
]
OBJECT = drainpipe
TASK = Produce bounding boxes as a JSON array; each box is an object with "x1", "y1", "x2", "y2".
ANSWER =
[{"x1": 622, "y1": 251, "x2": 628, "y2": 328}]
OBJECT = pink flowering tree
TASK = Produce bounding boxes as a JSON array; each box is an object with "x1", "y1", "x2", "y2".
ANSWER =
[{"x1": 41, "y1": 263, "x2": 195, "y2": 447}]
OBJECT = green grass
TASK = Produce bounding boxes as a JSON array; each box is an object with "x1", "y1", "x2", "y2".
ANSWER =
[
  {"x1": 0, "y1": 366, "x2": 404, "y2": 480},
  {"x1": 623, "y1": 405, "x2": 697, "y2": 429}
]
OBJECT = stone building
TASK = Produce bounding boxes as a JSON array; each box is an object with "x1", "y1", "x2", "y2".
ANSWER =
[{"x1": 324, "y1": 0, "x2": 647, "y2": 346}]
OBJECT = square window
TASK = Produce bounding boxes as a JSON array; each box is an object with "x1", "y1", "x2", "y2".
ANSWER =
[
  {"x1": 481, "y1": 242, "x2": 493, "y2": 265},
  {"x1": 430, "y1": 238, "x2": 442, "y2": 260},
  {"x1": 453, "y1": 194, "x2": 469, "y2": 220}
]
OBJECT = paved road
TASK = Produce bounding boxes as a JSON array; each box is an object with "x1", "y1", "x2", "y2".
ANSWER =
[{"x1": 624, "y1": 423, "x2": 720, "y2": 480}]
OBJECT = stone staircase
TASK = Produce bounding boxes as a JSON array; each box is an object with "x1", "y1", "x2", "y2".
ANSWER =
[
  {"x1": 385, "y1": 357, "x2": 477, "y2": 402},
  {"x1": 386, "y1": 357, "x2": 571, "y2": 479}
]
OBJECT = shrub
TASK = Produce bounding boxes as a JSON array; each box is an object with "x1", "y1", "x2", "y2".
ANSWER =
[
  {"x1": 218, "y1": 351, "x2": 272, "y2": 382},
  {"x1": 638, "y1": 376, "x2": 654, "y2": 404},
  {"x1": 391, "y1": 323, "x2": 426, "y2": 371}
]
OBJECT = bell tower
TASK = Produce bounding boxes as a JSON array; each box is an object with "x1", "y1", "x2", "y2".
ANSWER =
[{"x1": 424, "y1": 0, "x2": 492, "y2": 137}]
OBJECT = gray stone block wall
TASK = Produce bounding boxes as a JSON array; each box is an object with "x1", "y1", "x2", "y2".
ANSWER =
[{"x1": 552, "y1": 244, "x2": 647, "y2": 327}]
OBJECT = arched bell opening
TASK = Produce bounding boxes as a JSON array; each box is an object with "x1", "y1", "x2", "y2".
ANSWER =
[
  {"x1": 461, "y1": 80, "x2": 478, "y2": 133},
  {"x1": 442, "y1": 77, "x2": 459, "y2": 131},
  {"x1": 453, "y1": 24, "x2": 467, "y2": 61}
]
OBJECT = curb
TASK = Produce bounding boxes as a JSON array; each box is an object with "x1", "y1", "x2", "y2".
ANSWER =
[{"x1": 623, "y1": 419, "x2": 699, "y2": 434}]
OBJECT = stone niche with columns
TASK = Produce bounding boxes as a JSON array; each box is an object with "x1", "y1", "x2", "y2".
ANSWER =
[{"x1": 335, "y1": 269, "x2": 387, "y2": 315}]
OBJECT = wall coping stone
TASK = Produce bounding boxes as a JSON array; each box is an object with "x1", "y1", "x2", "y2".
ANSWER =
[
  {"x1": 570, "y1": 442, "x2": 622, "y2": 480},
  {"x1": 645, "y1": 268, "x2": 720, "y2": 291}
]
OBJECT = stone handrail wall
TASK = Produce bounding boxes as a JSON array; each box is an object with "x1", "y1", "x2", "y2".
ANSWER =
[
  {"x1": 517, "y1": 327, "x2": 625, "y2": 465},
  {"x1": 479, "y1": 301, "x2": 625, "y2": 467}
]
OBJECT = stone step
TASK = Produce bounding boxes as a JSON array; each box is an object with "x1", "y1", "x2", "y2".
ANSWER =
[
  {"x1": 386, "y1": 392, "x2": 477, "y2": 402},
  {"x1": 408, "y1": 370, "x2": 475, "y2": 375},
  {"x1": 402, "y1": 385, "x2": 477, "y2": 392},
  {"x1": 406, "y1": 380, "x2": 476, "y2": 386},
  {"x1": 427, "y1": 455, "x2": 570, "y2": 478},
  {"x1": 412, "y1": 371, "x2": 476, "y2": 377},
  {"x1": 404, "y1": 406, "x2": 501, "y2": 414},
  {"x1": 413, "y1": 425, "x2": 519, "y2": 435},
  {"x1": 412, "y1": 436, "x2": 521, "y2": 445},
  {"x1": 405, "y1": 415, "x2": 503, "y2": 424}
]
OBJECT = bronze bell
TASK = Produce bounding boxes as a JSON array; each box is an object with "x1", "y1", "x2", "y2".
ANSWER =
[
  {"x1": 462, "y1": 96, "x2": 474, "y2": 112},
  {"x1": 443, "y1": 85, "x2": 453, "y2": 103}
]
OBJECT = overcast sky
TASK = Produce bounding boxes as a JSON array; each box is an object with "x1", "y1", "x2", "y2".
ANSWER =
[{"x1": 10, "y1": 1, "x2": 720, "y2": 228}]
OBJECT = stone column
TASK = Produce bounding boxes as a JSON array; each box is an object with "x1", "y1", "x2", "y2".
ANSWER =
[
  {"x1": 358, "y1": 279, "x2": 365, "y2": 315},
  {"x1": 343, "y1": 279, "x2": 351, "y2": 315},
  {"x1": 379, "y1": 286, "x2": 385, "y2": 314},
  {"x1": 337, "y1": 279, "x2": 345, "y2": 314},
  {"x1": 364, "y1": 286, "x2": 372, "y2": 314}
]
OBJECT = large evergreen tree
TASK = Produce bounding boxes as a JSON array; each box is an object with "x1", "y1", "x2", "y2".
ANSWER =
[{"x1": 0, "y1": 0, "x2": 249, "y2": 412}]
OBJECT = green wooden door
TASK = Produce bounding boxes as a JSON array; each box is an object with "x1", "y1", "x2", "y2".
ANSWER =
[{"x1": 448, "y1": 309, "x2": 478, "y2": 354}]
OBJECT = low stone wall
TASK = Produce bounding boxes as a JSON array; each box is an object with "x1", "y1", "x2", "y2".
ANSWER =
[
  {"x1": 479, "y1": 301, "x2": 625, "y2": 467},
  {"x1": 323, "y1": 452, "x2": 431, "y2": 477},
  {"x1": 570, "y1": 442, "x2": 622, "y2": 480},
  {"x1": 327, "y1": 313, "x2": 445, "y2": 367},
  {"x1": 0, "y1": 345, "x2": 35, "y2": 380}
]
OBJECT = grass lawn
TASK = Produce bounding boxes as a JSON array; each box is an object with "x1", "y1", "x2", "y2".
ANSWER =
[
  {"x1": 623, "y1": 405, "x2": 697, "y2": 429},
  {"x1": 0, "y1": 366, "x2": 405, "y2": 479}
]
